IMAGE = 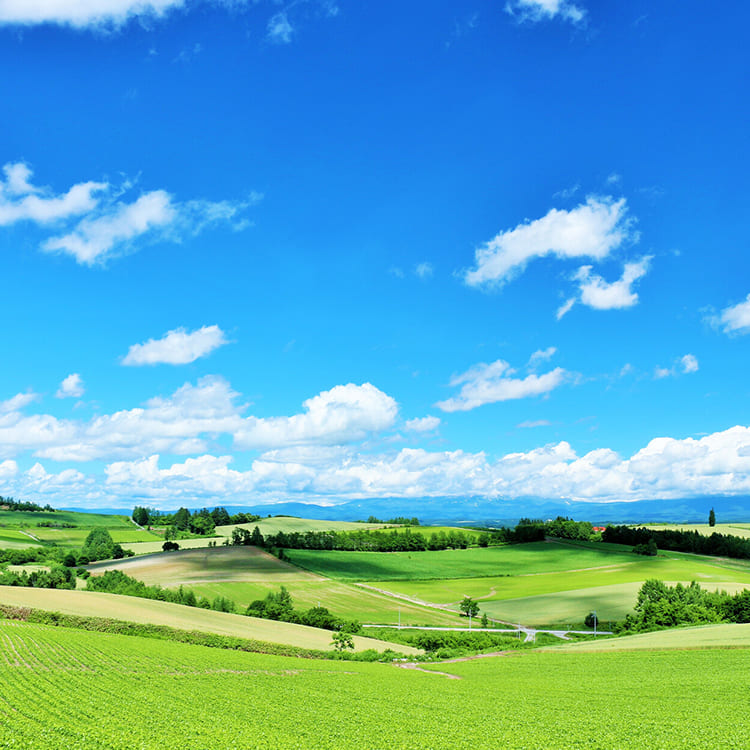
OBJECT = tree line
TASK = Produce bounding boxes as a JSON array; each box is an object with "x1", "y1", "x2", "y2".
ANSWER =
[
  {"x1": 0, "y1": 496, "x2": 54, "y2": 513},
  {"x1": 603, "y1": 524, "x2": 750, "y2": 561},
  {"x1": 132, "y1": 506, "x2": 261, "y2": 537}
]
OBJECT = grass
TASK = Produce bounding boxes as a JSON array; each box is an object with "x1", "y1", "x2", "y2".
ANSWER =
[
  {"x1": 86, "y1": 547, "x2": 463, "y2": 626},
  {"x1": 541, "y1": 622, "x2": 750, "y2": 652},
  {"x1": 215, "y1": 517, "x2": 396, "y2": 537},
  {"x1": 0, "y1": 586, "x2": 416, "y2": 653},
  {"x1": 118, "y1": 537, "x2": 223, "y2": 555},
  {"x1": 284, "y1": 541, "x2": 642, "y2": 581},
  {"x1": 28, "y1": 527, "x2": 161, "y2": 545},
  {"x1": 0, "y1": 509, "x2": 133, "y2": 527},
  {"x1": 640, "y1": 523, "x2": 750, "y2": 538},
  {"x1": 0, "y1": 528, "x2": 43, "y2": 549},
  {"x1": 2, "y1": 620, "x2": 749, "y2": 748}
]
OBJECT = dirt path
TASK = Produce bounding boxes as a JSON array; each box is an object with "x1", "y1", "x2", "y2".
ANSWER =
[{"x1": 395, "y1": 662, "x2": 462, "y2": 679}]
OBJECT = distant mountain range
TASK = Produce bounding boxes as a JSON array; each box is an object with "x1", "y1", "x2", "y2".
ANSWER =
[{"x1": 71, "y1": 495, "x2": 750, "y2": 526}]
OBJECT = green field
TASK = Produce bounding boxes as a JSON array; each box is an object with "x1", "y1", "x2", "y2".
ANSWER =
[
  {"x1": 30, "y1": 527, "x2": 161, "y2": 545},
  {"x1": 87, "y1": 547, "x2": 463, "y2": 626},
  {"x1": 0, "y1": 528, "x2": 42, "y2": 548},
  {"x1": 1, "y1": 620, "x2": 749, "y2": 748},
  {"x1": 284, "y1": 541, "x2": 641, "y2": 581},
  {"x1": 0, "y1": 586, "x2": 415, "y2": 653},
  {"x1": 0, "y1": 509, "x2": 133, "y2": 527},
  {"x1": 216, "y1": 517, "x2": 396, "y2": 537},
  {"x1": 543, "y1": 622, "x2": 750, "y2": 652}
]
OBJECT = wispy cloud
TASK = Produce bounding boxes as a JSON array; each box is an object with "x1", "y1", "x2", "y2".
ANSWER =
[
  {"x1": 654, "y1": 353, "x2": 699, "y2": 379},
  {"x1": 714, "y1": 294, "x2": 750, "y2": 335},
  {"x1": 505, "y1": 0, "x2": 586, "y2": 26},
  {"x1": 267, "y1": 12, "x2": 293, "y2": 43},
  {"x1": 122, "y1": 326, "x2": 230, "y2": 366},
  {"x1": 464, "y1": 197, "x2": 636, "y2": 290},
  {"x1": 415, "y1": 262, "x2": 434, "y2": 279},
  {"x1": 437, "y1": 358, "x2": 568, "y2": 413},
  {"x1": 1, "y1": 162, "x2": 260, "y2": 266}
]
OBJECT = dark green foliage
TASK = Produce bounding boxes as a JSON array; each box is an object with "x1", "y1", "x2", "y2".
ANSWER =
[
  {"x1": 331, "y1": 630, "x2": 355, "y2": 651},
  {"x1": 709, "y1": 508, "x2": 716, "y2": 527},
  {"x1": 173, "y1": 507, "x2": 190, "y2": 531},
  {"x1": 0, "y1": 564, "x2": 75, "y2": 590},
  {"x1": 211, "y1": 507, "x2": 232, "y2": 526},
  {"x1": 132, "y1": 506, "x2": 150, "y2": 526},
  {"x1": 633, "y1": 538, "x2": 658, "y2": 556},
  {"x1": 162, "y1": 541, "x2": 180, "y2": 551},
  {"x1": 0, "y1": 496, "x2": 54, "y2": 513},
  {"x1": 584, "y1": 612, "x2": 598, "y2": 628},
  {"x1": 459, "y1": 596, "x2": 480, "y2": 618},
  {"x1": 604, "y1": 524, "x2": 750, "y2": 560}
]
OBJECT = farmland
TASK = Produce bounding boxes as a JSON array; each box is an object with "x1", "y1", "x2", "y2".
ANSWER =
[
  {"x1": 640, "y1": 523, "x2": 750, "y2": 538},
  {"x1": 1, "y1": 619, "x2": 749, "y2": 749}
]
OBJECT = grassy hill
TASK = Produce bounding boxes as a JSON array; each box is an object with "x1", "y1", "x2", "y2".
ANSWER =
[{"x1": 1, "y1": 619, "x2": 748, "y2": 748}]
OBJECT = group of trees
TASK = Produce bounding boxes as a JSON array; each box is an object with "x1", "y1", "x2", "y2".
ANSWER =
[
  {"x1": 78, "y1": 528, "x2": 132, "y2": 564},
  {"x1": 618, "y1": 579, "x2": 750, "y2": 633},
  {"x1": 364, "y1": 516, "x2": 420, "y2": 526},
  {"x1": 603, "y1": 524, "x2": 750, "y2": 561},
  {"x1": 231, "y1": 526, "x2": 479, "y2": 552},
  {"x1": 0, "y1": 564, "x2": 76, "y2": 589},
  {"x1": 0, "y1": 496, "x2": 54, "y2": 513},
  {"x1": 246, "y1": 586, "x2": 361, "y2": 634},
  {"x1": 133, "y1": 506, "x2": 260, "y2": 533}
]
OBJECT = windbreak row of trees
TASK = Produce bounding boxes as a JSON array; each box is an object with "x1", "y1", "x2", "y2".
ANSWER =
[
  {"x1": 0, "y1": 565, "x2": 76, "y2": 590},
  {"x1": 133, "y1": 506, "x2": 262, "y2": 535},
  {"x1": 619, "y1": 579, "x2": 750, "y2": 633},
  {"x1": 0, "y1": 496, "x2": 54, "y2": 513},
  {"x1": 231, "y1": 526, "x2": 483, "y2": 552},
  {"x1": 603, "y1": 524, "x2": 750, "y2": 561}
]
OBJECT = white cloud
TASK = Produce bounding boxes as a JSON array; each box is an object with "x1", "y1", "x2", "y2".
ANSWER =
[
  {"x1": 464, "y1": 197, "x2": 635, "y2": 289},
  {"x1": 717, "y1": 294, "x2": 750, "y2": 335},
  {"x1": 122, "y1": 325, "x2": 230, "y2": 366},
  {"x1": 528, "y1": 347, "x2": 557, "y2": 368},
  {"x1": 558, "y1": 257, "x2": 651, "y2": 318},
  {"x1": 517, "y1": 419, "x2": 551, "y2": 428},
  {"x1": 405, "y1": 416, "x2": 441, "y2": 433},
  {"x1": 0, "y1": 162, "x2": 259, "y2": 266},
  {"x1": 681, "y1": 354, "x2": 699, "y2": 374},
  {"x1": 0, "y1": 392, "x2": 38, "y2": 413},
  {"x1": 0, "y1": 0, "x2": 186, "y2": 28},
  {"x1": 437, "y1": 358, "x2": 568, "y2": 412},
  {"x1": 235, "y1": 383, "x2": 398, "y2": 449},
  {"x1": 654, "y1": 354, "x2": 699, "y2": 379},
  {"x1": 267, "y1": 12, "x2": 293, "y2": 43},
  {"x1": 56, "y1": 374, "x2": 85, "y2": 399},
  {"x1": 415, "y1": 262, "x2": 434, "y2": 279},
  {"x1": 505, "y1": 0, "x2": 586, "y2": 25}
]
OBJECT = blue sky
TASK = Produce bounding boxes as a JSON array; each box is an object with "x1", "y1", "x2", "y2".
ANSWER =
[{"x1": 0, "y1": 0, "x2": 748, "y2": 511}]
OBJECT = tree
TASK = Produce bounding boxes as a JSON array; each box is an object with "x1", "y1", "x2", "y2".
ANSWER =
[
  {"x1": 584, "y1": 611, "x2": 598, "y2": 628},
  {"x1": 173, "y1": 507, "x2": 190, "y2": 531},
  {"x1": 709, "y1": 508, "x2": 716, "y2": 527},
  {"x1": 459, "y1": 596, "x2": 480, "y2": 619},
  {"x1": 331, "y1": 630, "x2": 355, "y2": 651},
  {"x1": 162, "y1": 541, "x2": 180, "y2": 552},
  {"x1": 250, "y1": 526, "x2": 265, "y2": 547},
  {"x1": 132, "y1": 506, "x2": 149, "y2": 526},
  {"x1": 481, "y1": 612, "x2": 489, "y2": 628}
]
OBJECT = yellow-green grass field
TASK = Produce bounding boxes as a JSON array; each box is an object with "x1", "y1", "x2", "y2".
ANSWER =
[
  {"x1": 0, "y1": 586, "x2": 418, "y2": 653},
  {"x1": 0, "y1": 509, "x2": 133, "y2": 527},
  {"x1": 119, "y1": 536, "x2": 224, "y2": 555},
  {"x1": 640, "y1": 523, "x2": 750, "y2": 538},
  {"x1": 284, "y1": 540, "x2": 641, "y2": 581},
  {"x1": 29, "y1": 527, "x2": 162, "y2": 545},
  {"x1": 542, "y1": 622, "x2": 750, "y2": 652},
  {"x1": 361, "y1": 545, "x2": 750, "y2": 626},
  {"x1": 0, "y1": 528, "x2": 43, "y2": 548},
  {"x1": 86, "y1": 547, "x2": 463, "y2": 626},
  {"x1": 215, "y1": 517, "x2": 396, "y2": 537},
  {"x1": 2, "y1": 620, "x2": 749, "y2": 749}
]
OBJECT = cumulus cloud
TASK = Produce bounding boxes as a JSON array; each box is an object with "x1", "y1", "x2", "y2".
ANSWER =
[
  {"x1": 0, "y1": 0, "x2": 186, "y2": 28},
  {"x1": 464, "y1": 197, "x2": 635, "y2": 289},
  {"x1": 235, "y1": 383, "x2": 399, "y2": 449},
  {"x1": 528, "y1": 347, "x2": 557, "y2": 368},
  {"x1": 558, "y1": 256, "x2": 651, "y2": 318},
  {"x1": 122, "y1": 325, "x2": 230, "y2": 366},
  {"x1": 0, "y1": 162, "x2": 259, "y2": 265},
  {"x1": 437, "y1": 358, "x2": 568, "y2": 412},
  {"x1": 716, "y1": 294, "x2": 750, "y2": 335},
  {"x1": 56, "y1": 374, "x2": 85, "y2": 399},
  {"x1": 404, "y1": 416, "x2": 441, "y2": 433},
  {"x1": 681, "y1": 354, "x2": 699, "y2": 374},
  {"x1": 505, "y1": 0, "x2": 586, "y2": 25}
]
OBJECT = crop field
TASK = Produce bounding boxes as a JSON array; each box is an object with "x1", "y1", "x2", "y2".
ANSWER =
[
  {"x1": 29, "y1": 527, "x2": 161, "y2": 545},
  {"x1": 87, "y1": 546, "x2": 323, "y2": 585},
  {"x1": 1, "y1": 620, "x2": 749, "y2": 749},
  {"x1": 641, "y1": 523, "x2": 750, "y2": 538},
  {"x1": 215, "y1": 517, "x2": 396, "y2": 537},
  {"x1": 0, "y1": 509, "x2": 133, "y2": 527},
  {"x1": 542, "y1": 622, "x2": 750, "y2": 652},
  {"x1": 120, "y1": 537, "x2": 223, "y2": 555},
  {"x1": 0, "y1": 586, "x2": 413, "y2": 653},
  {"x1": 365, "y1": 545, "x2": 750, "y2": 625},
  {"x1": 0, "y1": 528, "x2": 42, "y2": 549},
  {"x1": 86, "y1": 547, "x2": 461, "y2": 626},
  {"x1": 284, "y1": 541, "x2": 641, "y2": 581}
]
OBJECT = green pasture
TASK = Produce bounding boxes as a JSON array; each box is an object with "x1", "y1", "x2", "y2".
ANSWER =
[
  {"x1": 543, "y1": 622, "x2": 750, "y2": 652},
  {"x1": 284, "y1": 541, "x2": 640, "y2": 581},
  {"x1": 185, "y1": 579, "x2": 462, "y2": 627},
  {"x1": 120, "y1": 536, "x2": 222, "y2": 555},
  {"x1": 0, "y1": 509, "x2": 132, "y2": 528},
  {"x1": 29, "y1": 527, "x2": 161, "y2": 545},
  {"x1": 1, "y1": 620, "x2": 749, "y2": 749},
  {"x1": 0, "y1": 528, "x2": 43, "y2": 549},
  {"x1": 0, "y1": 586, "x2": 412, "y2": 653}
]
